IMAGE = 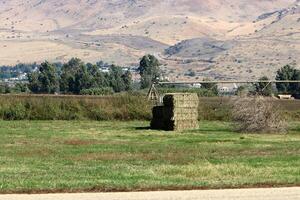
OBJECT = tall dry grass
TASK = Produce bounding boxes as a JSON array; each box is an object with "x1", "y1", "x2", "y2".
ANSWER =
[
  {"x1": 0, "y1": 95, "x2": 299, "y2": 121},
  {"x1": 0, "y1": 94, "x2": 152, "y2": 120}
]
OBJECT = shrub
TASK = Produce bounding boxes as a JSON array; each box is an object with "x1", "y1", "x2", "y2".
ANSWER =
[
  {"x1": 232, "y1": 96, "x2": 287, "y2": 133},
  {"x1": 3, "y1": 103, "x2": 27, "y2": 120}
]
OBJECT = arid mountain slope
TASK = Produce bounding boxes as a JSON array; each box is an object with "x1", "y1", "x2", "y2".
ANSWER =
[
  {"x1": 159, "y1": 1, "x2": 300, "y2": 80},
  {"x1": 0, "y1": 0, "x2": 294, "y2": 31},
  {"x1": 0, "y1": 0, "x2": 299, "y2": 80}
]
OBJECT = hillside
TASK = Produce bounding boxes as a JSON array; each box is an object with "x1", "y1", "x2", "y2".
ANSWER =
[
  {"x1": 1, "y1": 0, "x2": 294, "y2": 31},
  {"x1": 0, "y1": 0, "x2": 299, "y2": 80}
]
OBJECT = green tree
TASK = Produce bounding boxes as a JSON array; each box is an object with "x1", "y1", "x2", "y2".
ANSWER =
[
  {"x1": 138, "y1": 54, "x2": 161, "y2": 89},
  {"x1": 60, "y1": 58, "x2": 86, "y2": 94},
  {"x1": 4, "y1": 84, "x2": 10, "y2": 94},
  {"x1": 254, "y1": 76, "x2": 272, "y2": 96},
  {"x1": 87, "y1": 64, "x2": 109, "y2": 88},
  {"x1": 276, "y1": 65, "x2": 300, "y2": 95},
  {"x1": 201, "y1": 78, "x2": 218, "y2": 96},
  {"x1": 59, "y1": 58, "x2": 131, "y2": 94},
  {"x1": 14, "y1": 83, "x2": 28, "y2": 93},
  {"x1": 236, "y1": 85, "x2": 247, "y2": 96},
  {"x1": 290, "y1": 69, "x2": 300, "y2": 95},
  {"x1": 109, "y1": 65, "x2": 125, "y2": 92},
  {"x1": 27, "y1": 61, "x2": 59, "y2": 94},
  {"x1": 27, "y1": 72, "x2": 39, "y2": 93},
  {"x1": 60, "y1": 58, "x2": 97, "y2": 94},
  {"x1": 73, "y1": 64, "x2": 92, "y2": 94},
  {"x1": 122, "y1": 70, "x2": 132, "y2": 91}
]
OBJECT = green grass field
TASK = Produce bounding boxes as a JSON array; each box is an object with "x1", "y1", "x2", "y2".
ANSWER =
[{"x1": 0, "y1": 121, "x2": 299, "y2": 193}]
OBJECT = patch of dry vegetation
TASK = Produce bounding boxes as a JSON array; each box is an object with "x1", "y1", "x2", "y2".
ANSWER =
[{"x1": 232, "y1": 96, "x2": 287, "y2": 133}]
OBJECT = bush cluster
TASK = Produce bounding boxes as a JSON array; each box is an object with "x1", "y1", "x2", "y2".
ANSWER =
[{"x1": 232, "y1": 97, "x2": 287, "y2": 133}]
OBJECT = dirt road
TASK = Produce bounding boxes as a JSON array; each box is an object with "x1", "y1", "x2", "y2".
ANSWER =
[{"x1": 0, "y1": 187, "x2": 299, "y2": 200}]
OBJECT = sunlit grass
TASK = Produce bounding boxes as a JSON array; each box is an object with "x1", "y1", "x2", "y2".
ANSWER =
[{"x1": 0, "y1": 120, "x2": 299, "y2": 193}]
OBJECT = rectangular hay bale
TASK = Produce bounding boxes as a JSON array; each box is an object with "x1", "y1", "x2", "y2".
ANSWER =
[
  {"x1": 163, "y1": 93, "x2": 199, "y2": 108},
  {"x1": 151, "y1": 93, "x2": 199, "y2": 131},
  {"x1": 163, "y1": 107, "x2": 198, "y2": 120}
]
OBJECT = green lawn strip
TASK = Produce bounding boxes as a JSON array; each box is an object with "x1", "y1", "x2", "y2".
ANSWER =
[{"x1": 0, "y1": 120, "x2": 299, "y2": 193}]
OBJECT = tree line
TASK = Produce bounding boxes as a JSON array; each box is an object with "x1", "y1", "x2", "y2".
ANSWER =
[
  {"x1": 26, "y1": 58, "x2": 131, "y2": 95},
  {"x1": 1, "y1": 54, "x2": 300, "y2": 97},
  {"x1": 25, "y1": 55, "x2": 161, "y2": 95}
]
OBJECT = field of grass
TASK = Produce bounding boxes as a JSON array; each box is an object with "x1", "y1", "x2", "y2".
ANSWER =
[{"x1": 0, "y1": 120, "x2": 299, "y2": 193}]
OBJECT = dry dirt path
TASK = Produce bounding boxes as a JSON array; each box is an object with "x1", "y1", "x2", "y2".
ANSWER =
[{"x1": 0, "y1": 187, "x2": 299, "y2": 200}]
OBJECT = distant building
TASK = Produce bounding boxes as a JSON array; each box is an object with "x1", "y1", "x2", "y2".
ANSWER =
[
  {"x1": 191, "y1": 83, "x2": 201, "y2": 88},
  {"x1": 218, "y1": 84, "x2": 238, "y2": 94},
  {"x1": 122, "y1": 67, "x2": 129, "y2": 72},
  {"x1": 100, "y1": 67, "x2": 110, "y2": 73},
  {"x1": 219, "y1": 87, "x2": 230, "y2": 93},
  {"x1": 18, "y1": 73, "x2": 27, "y2": 80},
  {"x1": 278, "y1": 95, "x2": 294, "y2": 100}
]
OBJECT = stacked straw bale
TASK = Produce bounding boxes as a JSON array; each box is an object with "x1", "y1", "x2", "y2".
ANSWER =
[{"x1": 151, "y1": 93, "x2": 199, "y2": 131}]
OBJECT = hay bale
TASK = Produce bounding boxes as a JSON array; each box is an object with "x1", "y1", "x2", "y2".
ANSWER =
[
  {"x1": 151, "y1": 93, "x2": 199, "y2": 131},
  {"x1": 163, "y1": 93, "x2": 199, "y2": 108},
  {"x1": 163, "y1": 107, "x2": 198, "y2": 120},
  {"x1": 164, "y1": 120, "x2": 199, "y2": 131}
]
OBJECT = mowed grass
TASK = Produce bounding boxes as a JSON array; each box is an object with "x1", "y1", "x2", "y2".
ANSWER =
[{"x1": 0, "y1": 121, "x2": 299, "y2": 193}]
